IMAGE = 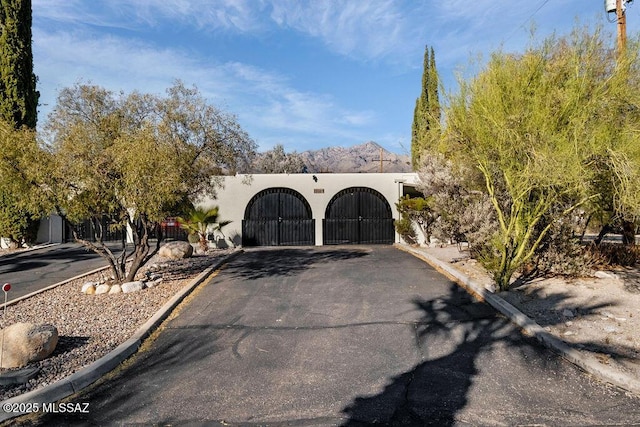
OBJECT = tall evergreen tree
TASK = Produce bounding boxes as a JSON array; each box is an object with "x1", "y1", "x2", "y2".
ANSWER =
[
  {"x1": 0, "y1": 0, "x2": 40, "y2": 247},
  {"x1": 411, "y1": 46, "x2": 440, "y2": 169},
  {"x1": 0, "y1": 0, "x2": 38, "y2": 129}
]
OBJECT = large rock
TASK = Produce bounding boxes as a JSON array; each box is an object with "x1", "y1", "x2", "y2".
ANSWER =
[
  {"x1": 159, "y1": 241, "x2": 193, "y2": 260},
  {"x1": 121, "y1": 281, "x2": 145, "y2": 293},
  {"x1": 81, "y1": 282, "x2": 96, "y2": 294},
  {"x1": 95, "y1": 284, "x2": 111, "y2": 295},
  {"x1": 0, "y1": 323, "x2": 58, "y2": 369}
]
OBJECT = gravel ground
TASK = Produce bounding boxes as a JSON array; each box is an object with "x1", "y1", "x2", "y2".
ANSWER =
[
  {"x1": 419, "y1": 244, "x2": 640, "y2": 392},
  {"x1": 0, "y1": 249, "x2": 233, "y2": 401}
]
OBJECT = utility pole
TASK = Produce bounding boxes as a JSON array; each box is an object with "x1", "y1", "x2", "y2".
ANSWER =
[
  {"x1": 617, "y1": 0, "x2": 627, "y2": 55},
  {"x1": 372, "y1": 147, "x2": 393, "y2": 173},
  {"x1": 608, "y1": 0, "x2": 632, "y2": 55}
]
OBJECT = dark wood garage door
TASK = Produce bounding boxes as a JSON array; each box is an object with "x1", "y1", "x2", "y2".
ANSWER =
[
  {"x1": 323, "y1": 187, "x2": 394, "y2": 245},
  {"x1": 242, "y1": 187, "x2": 315, "y2": 246}
]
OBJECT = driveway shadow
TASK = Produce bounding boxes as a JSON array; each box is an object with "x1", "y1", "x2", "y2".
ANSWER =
[
  {"x1": 227, "y1": 248, "x2": 369, "y2": 280},
  {"x1": 340, "y1": 282, "x2": 636, "y2": 426}
]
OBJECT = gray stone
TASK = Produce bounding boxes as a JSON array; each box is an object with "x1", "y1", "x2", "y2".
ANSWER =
[
  {"x1": 594, "y1": 271, "x2": 617, "y2": 279},
  {"x1": 0, "y1": 323, "x2": 58, "y2": 369},
  {"x1": 145, "y1": 278, "x2": 163, "y2": 288},
  {"x1": 121, "y1": 281, "x2": 145, "y2": 293},
  {"x1": 146, "y1": 272, "x2": 162, "y2": 281},
  {"x1": 562, "y1": 309, "x2": 575, "y2": 318},
  {"x1": 159, "y1": 241, "x2": 193, "y2": 260}
]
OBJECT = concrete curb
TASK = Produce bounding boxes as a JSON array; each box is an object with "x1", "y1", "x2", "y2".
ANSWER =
[
  {"x1": 396, "y1": 243, "x2": 640, "y2": 396},
  {"x1": 0, "y1": 243, "x2": 60, "y2": 259},
  {"x1": 0, "y1": 249, "x2": 243, "y2": 423}
]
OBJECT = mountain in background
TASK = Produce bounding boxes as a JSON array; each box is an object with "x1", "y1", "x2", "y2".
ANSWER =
[{"x1": 298, "y1": 141, "x2": 412, "y2": 173}]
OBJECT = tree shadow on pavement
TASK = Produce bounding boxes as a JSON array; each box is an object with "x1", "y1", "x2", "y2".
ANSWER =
[
  {"x1": 341, "y1": 283, "x2": 509, "y2": 426},
  {"x1": 227, "y1": 248, "x2": 369, "y2": 280},
  {"x1": 340, "y1": 282, "x2": 635, "y2": 426}
]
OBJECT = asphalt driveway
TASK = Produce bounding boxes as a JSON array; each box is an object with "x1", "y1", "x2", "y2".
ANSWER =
[{"x1": 18, "y1": 246, "x2": 640, "y2": 426}]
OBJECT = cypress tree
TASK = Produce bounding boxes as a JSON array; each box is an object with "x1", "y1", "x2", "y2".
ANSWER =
[
  {"x1": 411, "y1": 46, "x2": 440, "y2": 169},
  {"x1": 0, "y1": 0, "x2": 39, "y2": 247},
  {"x1": 0, "y1": 0, "x2": 38, "y2": 129}
]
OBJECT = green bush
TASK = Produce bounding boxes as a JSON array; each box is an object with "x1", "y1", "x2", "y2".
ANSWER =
[{"x1": 395, "y1": 217, "x2": 417, "y2": 245}]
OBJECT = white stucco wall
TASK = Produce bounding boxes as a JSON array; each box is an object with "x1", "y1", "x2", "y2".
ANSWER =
[{"x1": 201, "y1": 173, "x2": 419, "y2": 246}]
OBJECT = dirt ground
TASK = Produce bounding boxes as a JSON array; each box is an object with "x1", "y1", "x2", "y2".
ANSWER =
[{"x1": 422, "y1": 245, "x2": 640, "y2": 386}]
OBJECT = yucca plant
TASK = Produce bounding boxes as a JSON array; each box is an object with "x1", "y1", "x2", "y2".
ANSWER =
[{"x1": 177, "y1": 206, "x2": 231, "y2": 253}]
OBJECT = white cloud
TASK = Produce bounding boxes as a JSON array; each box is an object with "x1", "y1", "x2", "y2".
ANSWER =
[
  {"x1": 33, "y1": 0, "x2": 429, "y2": 67},
  {"x1": 33, "y1": 27, "x2": 375, "y2": 150},
  {"x1": 221, "y1": 62, "x2": 376, "y2": 149},
  {"x1": 269, "y1": 0, "x2": 423, "y2": 63},
  {"x1": 33, "y1": 0, "x2": 267, "y2": 33},
  {"x1": 123, "y1": 0, "x2": 267, "y2": 32},
  {"x1": 33, "y1": 29, "x2": 225, "y2": 116},
  {"x1": 34, "y1": 0, "x2": 612, "y2": 153}
]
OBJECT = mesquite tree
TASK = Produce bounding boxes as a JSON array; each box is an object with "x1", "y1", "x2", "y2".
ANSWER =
[{"x1": 41, "y1": 81, "x2": 256, "y2": 283}]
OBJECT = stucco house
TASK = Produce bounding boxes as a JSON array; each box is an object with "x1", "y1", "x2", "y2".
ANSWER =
[
  {"x1": 27, "y1": 172, "x2": 422, "y2": 248},
  {"x1": 203, "y1": 172, "x2": 421, "y2": 247}
]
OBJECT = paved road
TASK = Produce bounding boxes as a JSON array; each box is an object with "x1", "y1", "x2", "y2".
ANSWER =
[
  {"x1": 0, "y1": 243, "x2": 128, "y2": 301},
  {"x1": 18, "y1": 246, "x2": 640, "y2": 426}
]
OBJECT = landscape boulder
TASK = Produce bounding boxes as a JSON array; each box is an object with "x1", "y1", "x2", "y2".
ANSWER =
[
  {"x1": 159, "y1": 241, "x2": 193, "y2": 260},
  {"x1": 95, "y1": 284, "x2": 111, "y2": 295},
  {"x1": 121, "y1": 281, "x2": 145, "y2": 293},
  {"x1": 0, "y1": 323, "x2": 58, "y2": 369},
  {"x1": 82, "y1": 283, "x2": 96, "y2": 295}
]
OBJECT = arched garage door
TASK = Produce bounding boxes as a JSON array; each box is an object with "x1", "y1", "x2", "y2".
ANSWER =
[
  {"x1": 242, "y1": 188, "x2": 315, "y2": 246},
  {"x1": 323, "y1": 187, "x2": 394, "y2": 245}
]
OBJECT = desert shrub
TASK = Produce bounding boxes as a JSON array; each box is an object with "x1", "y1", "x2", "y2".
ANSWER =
[
  {"x1": 587, "y1": 243, "x2": 640, "y2": 267},
  {"x1": 527, "y1": 219, "x2": 593, "y2": 277},
  {"x1": 395, "y1": 217, "x2": 417, "y2": 245},
  {"x1": 396, "y1": 195, "x2": 437, "y2": 244},
  {"x1": 457, "y1": 195, "x2": 497, "y2": 254},
  {"x1": 417, "y1": 153, "x2": 498, "y2": 249}
]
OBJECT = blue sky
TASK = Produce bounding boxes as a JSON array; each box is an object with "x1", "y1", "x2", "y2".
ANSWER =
[{"x1": 31, "y1": 1, "x2": 640, "y2": 154}]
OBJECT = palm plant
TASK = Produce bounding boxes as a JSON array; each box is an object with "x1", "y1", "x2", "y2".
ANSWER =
[{"x1": 177, "y1": 206, "x2": 231, "y2": 253}]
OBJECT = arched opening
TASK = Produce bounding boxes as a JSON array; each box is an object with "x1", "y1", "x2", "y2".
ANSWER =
[
  {"x1": 323, "y1": 187, "x2": 394, "y2": 245},
  {"x1": 242, "y1": 187, "x2": 314, "y2": 246}
]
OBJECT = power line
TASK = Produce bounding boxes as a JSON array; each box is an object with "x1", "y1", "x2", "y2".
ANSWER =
[{"x1": 504, "y1": 0, "x2": 551, "y2": 43}]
